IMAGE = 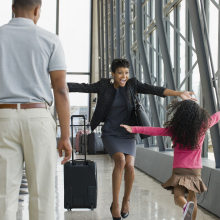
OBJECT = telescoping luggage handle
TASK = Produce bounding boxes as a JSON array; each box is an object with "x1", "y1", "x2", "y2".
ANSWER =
[{"x1": 71, "y1": 115, "x2": 87, "y2": 163}]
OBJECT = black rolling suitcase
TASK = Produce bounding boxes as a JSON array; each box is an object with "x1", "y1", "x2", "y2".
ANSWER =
[{"x1": 64, "y1": 115, "x2": 97, "y2": 210}]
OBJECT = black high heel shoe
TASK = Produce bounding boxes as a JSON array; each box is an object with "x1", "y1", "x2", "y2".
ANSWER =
[
  {"x1": 110, "y1": 203, "x2": 122, "y2": 220},
  {"x1": 121, "y1": 211, "x2": 129, "y2": 219},
  {"x1": 121, "y1": 200, "x2": 129, "y2": 219}
]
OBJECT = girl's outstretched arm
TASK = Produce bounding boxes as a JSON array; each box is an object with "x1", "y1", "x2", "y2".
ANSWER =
[
  {"x1": 120, "y1": 125, "x2": 171, "y2": 136},
  {"x1": 209, "y1": 111, "x2": 220, "y2": 127}
]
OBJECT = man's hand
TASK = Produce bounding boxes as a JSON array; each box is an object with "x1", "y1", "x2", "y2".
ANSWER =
[
  {"x1": 179, "y1": 91, "x2": 198, "y2": 101},
  {"x1": 120, "y1": 124, "x2": 132, "y2": 133},
  {"x1": 58, "y1": 137, "x2": 72, "y2": 165}
]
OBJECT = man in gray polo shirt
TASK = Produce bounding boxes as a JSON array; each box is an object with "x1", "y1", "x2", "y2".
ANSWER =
[{"x1": 0, "y1": 0, "x2": 72, "y2": 219}]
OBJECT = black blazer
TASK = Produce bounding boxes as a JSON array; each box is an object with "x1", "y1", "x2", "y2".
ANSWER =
[{"x1": 67, "y1": 77, "x2": 166, "y2": 131}]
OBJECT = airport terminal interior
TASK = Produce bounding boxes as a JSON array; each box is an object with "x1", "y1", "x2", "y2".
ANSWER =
[{"x1": 1, "y1": 0, "x2": 220, "y2": 219}]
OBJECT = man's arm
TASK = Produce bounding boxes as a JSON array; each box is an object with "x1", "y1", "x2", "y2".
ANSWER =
[{"x1": 50, "y1": 70, "x2": 72, "y2": 165}]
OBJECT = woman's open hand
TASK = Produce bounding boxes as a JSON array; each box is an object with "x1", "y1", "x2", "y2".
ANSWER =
[
  {"x1": 120, "y1": 124, "x2": 132, "y2": 133},
  {"x1": 179, "y1": 91, "x2": 197, "y2": 101}
]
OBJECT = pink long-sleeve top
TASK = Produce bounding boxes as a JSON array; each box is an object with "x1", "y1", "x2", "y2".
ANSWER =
[{"x1": 132, "y1": 112, "x2": 220, "y2": 169}]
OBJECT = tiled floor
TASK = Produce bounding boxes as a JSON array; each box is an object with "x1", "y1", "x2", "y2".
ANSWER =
[{"x1": 17, "y1": 152, "x2": 219, "y2": 220}]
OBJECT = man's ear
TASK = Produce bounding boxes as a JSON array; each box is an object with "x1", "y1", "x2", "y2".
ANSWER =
[
  {"x1": 34, "y1": 6, "x2": 40, "y2": 16},
  {"x1": 112, "y1": 72, "x2": 115, "y2": 78},
  {"x1": 12, "y1": 4, "x2": 16, "y2": 14}
]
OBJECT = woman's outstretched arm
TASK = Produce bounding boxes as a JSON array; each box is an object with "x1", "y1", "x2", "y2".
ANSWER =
[
  {"x1": 67, "y1": 81, "x2": 100, "y2": 93},
  {"x1": 136, "y1": 79, "x2": 197, "y2": 101},
  {"x1": 120, "y1": 125, "x2": 171, "y2": 136},
  {"x1": 163, "y1": 89, "x2": 197, "y2": 101}
]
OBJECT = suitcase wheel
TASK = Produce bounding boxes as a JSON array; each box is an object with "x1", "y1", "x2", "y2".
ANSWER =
[
  {"x1": 91, "y1": 203, "x2": 94, "y2": 210},
  {"x1": 67, "y1": 204, "x2": 71, "y2": 211}
]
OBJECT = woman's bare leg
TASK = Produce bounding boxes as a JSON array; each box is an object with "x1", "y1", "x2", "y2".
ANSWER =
[
  {"x1": 112, "y1": 152, "x2": 126, "y2": 217},
  {"x1": 174, "y1": 186, "x2": 187, "y2": 208},
  {"x1": 121, "y1": 155, "x2": 135, "y2": 214},
  {"x1": 187, "y1": 190, "x2": 197, "y2": 220}
]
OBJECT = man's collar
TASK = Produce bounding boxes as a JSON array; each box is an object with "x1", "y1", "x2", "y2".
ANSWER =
[{"x1": 9, "y1": 17, "x2": 35, "y2": 26}]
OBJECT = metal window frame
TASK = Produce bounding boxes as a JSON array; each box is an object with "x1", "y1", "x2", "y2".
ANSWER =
[
  {"x1": 116, "y1": 0, "x2": 121, "y2": 58},
  {"x1": 136, "y1": 0, "x2": 165, "y2": 151},
  {"x1": 97, "y1": 0, "x2": 220, "y2": 161},
  {"x1": 188, "y1": 0, "x2": 220, "y2": 168},
  {"x1": 54, "y1": 0, "x2": 93, "y2": 121}
]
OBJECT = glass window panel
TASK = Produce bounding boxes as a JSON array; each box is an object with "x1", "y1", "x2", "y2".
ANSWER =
[
  {"x1": 192, "y1": 58, "x2": 200, "y2": 104},
  {"x1": 37, "y1": 0, "x2": 56, "y2": 34},
  {"x1": 66, "y1": 75, "x2": 90, "y2": 122},
  {"x1": 167, "y1": 11, "x2": 175, "y2": 68},
  {"x1": 178, "y1": 0, "x2": 186, "y2": 38},
  {"x1": 0, "y1": 0, "x2": 12, "y2": 27},
  {"x1": 56, "y1": 75, "x2": 89, "y2": 137},
  {"x1": 209, "y1": 1, "x2": 218, "y2": 72},
  {"x1": 153, "y1": 31, "x2": 157, "y2": 80},
  {"x1": 207, "y1": 129, "x2": 215, "y2": 161},
  {"x1": 179, "y1": 38, "x2": 186, "y2": 90},
  {"x1": 59, "y1": 0, "x2": 92, "y2": 73},
  {"x1": 178, "y1": 1, "x2": 186, "y2": 90}
]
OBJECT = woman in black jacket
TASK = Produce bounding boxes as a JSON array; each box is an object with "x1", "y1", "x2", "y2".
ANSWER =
[{"x1": 67, "y1": 59, "x2": 196, "y2": 220}]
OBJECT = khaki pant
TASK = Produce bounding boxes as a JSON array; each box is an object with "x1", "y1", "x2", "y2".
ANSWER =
[{"x1": 0, "y1": 107, "x2": 57, "y2": 220}]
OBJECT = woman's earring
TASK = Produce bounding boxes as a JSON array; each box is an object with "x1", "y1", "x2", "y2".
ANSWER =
[{"x1": 110, "y1": 78, "x2": 114, "y2": 84}]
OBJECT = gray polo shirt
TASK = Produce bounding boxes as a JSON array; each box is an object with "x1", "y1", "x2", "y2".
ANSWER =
[{"x1": 0, "y1": 18, "x2": 67, "y2": 105}]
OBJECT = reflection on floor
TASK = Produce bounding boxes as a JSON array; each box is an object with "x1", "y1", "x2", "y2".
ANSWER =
[{"x1": 17, "y1": 152, "x2": 219, "y2": 220}]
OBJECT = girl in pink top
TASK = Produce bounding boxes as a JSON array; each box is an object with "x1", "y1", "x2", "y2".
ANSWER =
[{"x1": 121, "y1": 99, "x2": 220, "y2": 220}]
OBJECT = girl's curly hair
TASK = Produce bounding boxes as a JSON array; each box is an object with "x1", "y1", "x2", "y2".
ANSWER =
[{"x1": 164, "y1": 99, "x2": 211, "y2": 150}]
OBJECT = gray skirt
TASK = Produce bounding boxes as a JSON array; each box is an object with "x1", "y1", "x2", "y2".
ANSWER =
[{"x1": 102, "y1": 136, "x2": 136, "y2": 158}]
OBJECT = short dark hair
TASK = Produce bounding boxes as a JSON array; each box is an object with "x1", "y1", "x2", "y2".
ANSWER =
[
  {"x1": 111, "y1": 59, "x2": 130, "y2": 73},
  {"x1": 14, "y1": 0, "x2": 42, "y2": 10}
]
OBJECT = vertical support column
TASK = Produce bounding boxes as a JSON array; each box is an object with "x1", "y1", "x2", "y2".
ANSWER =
[
  {"x1": 188, "y1": 0, "x2": 220, "y2": 168},
  {"x1": 110, "y1": 0, "x2": 114, "y2": 62},
  {"x1": 125, "y1": 0, "x2": 134, "y2": 77},
  {"x1": 155, "y1": 0, "x2": 175, "y2": 149},
  {"x1": 56, "y1": 0, "x2": 59, "y2": 36},
  {"x1": 202, "y1": 0, "x2": 209, "y2": 158},
  {"x1": 186, "y1": 0, "x2": 192, "y2": 91},
  {"x1": 101, "y1": 0, "x2": 105, "y2": 78},
  {"x1": 174, "y1": 6, "x2": 180, "y2": 87},
  {"x1": 157, "y1": 33, "x2": 162, "y2": 114},
  {"x1": 90, "y1": 0, "x2": 100, "y2": 120},
  {"x1": 136, "y1": 0, "x2": 165, "y2": 151},
  {"x1": 12, "y1": 0, "x2": 15, "y2": 18},
  {"x1": 218, "y1": 0, "x2": 220, "y2": 90},
  {"x1": 149, "y1": 1, "x2": 153, "y2": 75},
  {"x1": 105, "y1": 0, "x2": 109, "y2": 78},
  {"x1": 116, "y1": 0, "x2": 121, "y2": 58},
  {"x1": 98, "y1": 0, "x2": 102, "y2": 80},
  {"x1": 155, "y1": 0, "x2": 176, "y2": 92},
  {"x1": 53, "y1": 0, "x2": 60, "y2": 120}
]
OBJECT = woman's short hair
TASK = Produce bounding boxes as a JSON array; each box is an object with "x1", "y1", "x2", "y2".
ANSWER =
[
  {"x1": 13, "y1": 0, "x2": 42, "y2": 10},
  {"x1": 111, "y1": 59, "x2": 130, "y2": 73}
]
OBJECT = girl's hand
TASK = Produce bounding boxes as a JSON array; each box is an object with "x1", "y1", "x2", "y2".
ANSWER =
[{"x1": 120, "y1": 124, "x2": 132, "y2": 133}]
